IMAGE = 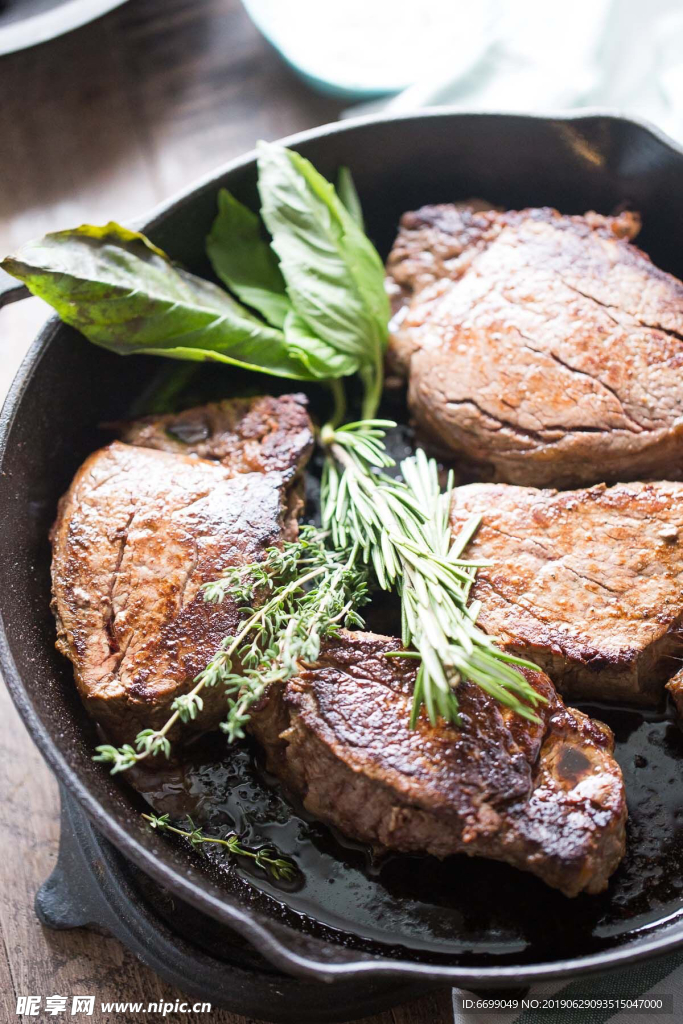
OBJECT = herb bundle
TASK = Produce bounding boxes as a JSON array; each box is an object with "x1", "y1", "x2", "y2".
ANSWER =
[{"x1": 3, "y1": 144, "x2": 543, "y2": 778}]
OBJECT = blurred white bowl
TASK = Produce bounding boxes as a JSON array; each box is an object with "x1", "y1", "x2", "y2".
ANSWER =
[{"x1": 0, "y1": 0, "x2": 128, "y2": 57}]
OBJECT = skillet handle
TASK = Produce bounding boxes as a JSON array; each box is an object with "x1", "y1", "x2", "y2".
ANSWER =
[{"x1": 0, "y1": 267, "x2": 30, "y2": 308}]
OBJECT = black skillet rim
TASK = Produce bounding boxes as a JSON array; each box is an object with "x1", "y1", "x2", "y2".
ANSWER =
[{"x1": 3, "y1": 108, "x2": 683, "y2": 987}]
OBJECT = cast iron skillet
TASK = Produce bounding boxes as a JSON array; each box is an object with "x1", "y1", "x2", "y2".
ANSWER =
[{"x1": 2, "y1": 110, "x2": 683, "y2": 988}]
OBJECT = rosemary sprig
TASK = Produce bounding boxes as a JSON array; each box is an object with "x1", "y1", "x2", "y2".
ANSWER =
[
  {"x1": 95, "y1": 527, "x2": 369, "y2": 772},
  {"x1": 143, "y1": 813, "x2": 298, "y2": 882},
  {"x1": 320, "y1": 421, "x2": 544, "y2": 726}
]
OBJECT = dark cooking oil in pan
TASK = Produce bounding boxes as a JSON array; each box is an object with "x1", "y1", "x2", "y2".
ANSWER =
[{"x1": 136, "y1": 699, "x2": 683, "y2": 965}]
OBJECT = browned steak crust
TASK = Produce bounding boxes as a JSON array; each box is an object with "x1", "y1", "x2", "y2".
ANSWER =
[
  {"x1": 121, "y1": 394, "x2": 314, "y2": 482},
  {"x1": 250, "y1": 632, "x2": 626, "y2": 897},
  {"x1": 50, "y1": 441, "x2": 294, "y2": 745},
  {"x1": 666, "y1": 669, "x2": 683, "y2": 717},
  {"x1": 451, "y1": 480, "x2": 683, "y2": 704},
  {"x1": 386, "y1": 204, "x2": 683, "y2": 487}
]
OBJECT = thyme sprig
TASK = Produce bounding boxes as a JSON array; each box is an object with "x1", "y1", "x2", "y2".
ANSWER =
[
  {"x1": 143, "y1": 813, "x2": 298, "y2": 882},
  {"x1": 321, "y1": 421, "x2": 544, "y2": 726},
  {"x1": 200, "y1": 527, "x2": 368, "y2": 742},
  {"x1": 94, "y1": 527, "x2": 369, "y2": 773}
]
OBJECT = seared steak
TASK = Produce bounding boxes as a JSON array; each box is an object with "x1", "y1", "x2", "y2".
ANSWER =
[
  {"x1": 50, "y1": 442, "x2": 300, "y2": 745},
  {"x1": 386, "y1": 204, "x2": 683, "y2": 487},
  {"x1": 250, "y1": 631, "x2": 626, "y2": 897},
  {"x1": 121, "y1": 393, "x2": 314, "y2": 482},
  {"x1": 451, "y1": 481, "x2": 683, "y2": 703},
  {"x1": 52, "y1": 394, "x2": 314, "y2": 744}
]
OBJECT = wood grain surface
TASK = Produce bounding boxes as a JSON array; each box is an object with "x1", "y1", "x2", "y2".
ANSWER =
[{"x1": 0, "y1": 1, "x2": 454, "y2": 1021}]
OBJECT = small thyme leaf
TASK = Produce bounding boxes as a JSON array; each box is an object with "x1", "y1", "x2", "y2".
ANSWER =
[
  {"x1": 146, "y1": 812, "x2": 170, "y2": 830},
  {"x1": 93, "y1": 743, "x2": 138, "y2": 774},
  {"x1": 135, "y1": 729, "x2": 172, "y2": 760},
  {"x1": 171, "y1": 692, "x2": 204, "y2": 722}
]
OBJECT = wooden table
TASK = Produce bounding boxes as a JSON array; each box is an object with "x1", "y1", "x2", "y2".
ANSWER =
[{"x1": 0, "y1": 2, "x2": 453, "y2": 1021}]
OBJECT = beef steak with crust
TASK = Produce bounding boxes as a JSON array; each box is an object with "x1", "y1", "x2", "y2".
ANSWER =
[
  {"x1": 250, "y1": 631, "x2": 626, "y2": 897},
  {"x1": 50, "y1": 440, "x2": 305, "y2": 746},
  {"x1": 387, "y1": 203, "x2": 683, "y2": 487},
  {"x1": 450, "y1": 480, "x2": 683, "y2": 704}
]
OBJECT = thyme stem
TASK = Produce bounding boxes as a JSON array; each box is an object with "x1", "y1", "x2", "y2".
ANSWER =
[
  {"x1": 94, "y1": 560, "x2": 330, "y2": 773},
  {"x1": 94, "y1": 529, "x2": 369, "y2": 774},
  {"x1": 142, "y1": 813, "x2": 298, "y2": 882}
]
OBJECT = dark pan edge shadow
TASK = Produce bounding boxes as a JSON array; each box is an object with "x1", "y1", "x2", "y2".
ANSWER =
[{"x1": 2, "y1": 108, "x2": 683, "y2": 986}]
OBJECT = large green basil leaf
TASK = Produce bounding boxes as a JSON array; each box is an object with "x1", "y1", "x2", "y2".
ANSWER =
[
  {"x1": 1, "y1": 222, "x2": 313, "y2": 379},
  {"x1": 256, "y1": 144, "x2": 390, "y2": 378},
  {"x1": 206, "y1": 189, "x2": 291, "y2": 329}
]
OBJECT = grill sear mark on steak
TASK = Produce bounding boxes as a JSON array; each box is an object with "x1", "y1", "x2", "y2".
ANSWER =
[
  {"x1": 386, "y1": 203, "x2": 683, "y2": 487},
  {"x1": 50, "y1": 440, "x2": 305, "y2": 746},
  {"x1": 249, "y1": 631, "x2": 626, "y2": 897},
  {"x1": 450, "y1": 480, "x2": 683, "y2": 704}
]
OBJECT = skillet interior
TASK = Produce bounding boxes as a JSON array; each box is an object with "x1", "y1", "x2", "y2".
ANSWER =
[{"x1": 2, "y1": 110, "x2": 683, "y2": 985}]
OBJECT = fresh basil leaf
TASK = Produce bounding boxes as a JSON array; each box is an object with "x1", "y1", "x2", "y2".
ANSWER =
[
  {"x1": 256, "y1": 144, "x2": 390, "y2": 381},
  {"x1": 206, "y1": 189, "x2": 291, "y2": 329},
  {"x1": 283, "y1": 308, "x2": 357, "y2": 380},
  {"x1": 336, "y1": 166, "x2": 365, "y2": 232},
  {"x1": 1, "y1": 222, "x2": 315, "y2": 380}
]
